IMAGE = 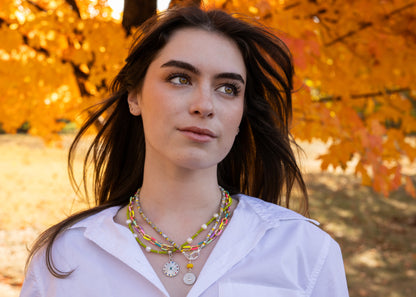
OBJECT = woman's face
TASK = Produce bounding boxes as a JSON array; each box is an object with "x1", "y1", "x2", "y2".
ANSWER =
[{"x1": 128, "y1": 27, "x2": 246, "y2": 171}]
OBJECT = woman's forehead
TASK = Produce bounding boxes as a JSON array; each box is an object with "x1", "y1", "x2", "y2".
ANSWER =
[{"x1": 151, "y1": 27, "x2": 246, "y2": 77}]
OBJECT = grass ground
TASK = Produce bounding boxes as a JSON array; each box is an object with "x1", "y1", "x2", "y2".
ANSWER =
[{"x1": 0, "y1": 134, "x2": 415, "y2": 297}]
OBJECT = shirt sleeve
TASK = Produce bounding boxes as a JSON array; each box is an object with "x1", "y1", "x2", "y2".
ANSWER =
[
  {"x1": 20, "y1": 263, "x2": 41, "y2": 297},
  {"x1": 308, "y1": 238, "x2": 350, "y2": 297}
]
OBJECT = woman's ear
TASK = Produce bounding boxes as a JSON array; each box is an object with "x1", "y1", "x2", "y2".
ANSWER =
[{"x1": 127, "y1": 89, "x2": 141, "y2": 116}]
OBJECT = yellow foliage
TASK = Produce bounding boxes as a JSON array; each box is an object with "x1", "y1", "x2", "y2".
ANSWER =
[{"x1": 0, "y1": 0, "x2": 129, "y2": 140}]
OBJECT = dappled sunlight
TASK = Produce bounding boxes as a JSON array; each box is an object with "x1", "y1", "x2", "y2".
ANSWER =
[
  {"x1": 353, "y1": 248, "x2": 384, "y2": 268},
  {"x1": 323, "y1": 220, "x2": 362, "y2": 242},
  {"x1": 307, "y1": 170, "x2": 416, "y2": 297}
]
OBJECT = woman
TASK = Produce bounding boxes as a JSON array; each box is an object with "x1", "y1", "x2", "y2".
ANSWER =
[{"x1": 21, "y1": 6, "x2": 349, "y2": 297}]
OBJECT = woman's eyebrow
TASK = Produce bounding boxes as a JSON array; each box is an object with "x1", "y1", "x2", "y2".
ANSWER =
[
  {"x1": 161, "y1": 60, "x2": 199, "y2": 74},
  {"x1": 215, "y1": 73, "x2": 245, "y2": 84},
  {"x1": 161, "y1": 59, "x2": 245, "y2": 84}
]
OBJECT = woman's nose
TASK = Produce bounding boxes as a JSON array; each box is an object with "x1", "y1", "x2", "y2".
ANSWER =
[{"x1": 189, "y1": 85, "x2": 215, "y2": 118}]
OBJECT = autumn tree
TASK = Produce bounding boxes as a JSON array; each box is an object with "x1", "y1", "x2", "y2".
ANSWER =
[
  {"x1": 206, "y1": 0, "x2": 416, "y2": 197},
  {"x1": 0, "y1": 0, "x2": 415, "y2": 197}
]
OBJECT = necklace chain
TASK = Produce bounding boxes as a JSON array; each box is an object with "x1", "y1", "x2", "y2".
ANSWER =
[
  {"x1": 135, "y1": 187, "x2": 229, "y2": 252},
  {"x1": 126, "y1": 186, "x2": 232, "y2": 285},
  {"x1": 127, "y1": 187, "x2": 231, "y2": 253}
]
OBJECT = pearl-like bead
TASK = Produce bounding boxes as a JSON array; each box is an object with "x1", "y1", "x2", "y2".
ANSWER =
[
  {"x1": 187, "y1": 237, "x2": 193, "y2": 244},
  {"x1": 201, "y1": 224, "x2": 207, "y2": 230},
  {"x1": 213, "y1": 213, "x2": 219, "y2": 218},
  {"x1": 126, "y1": 219, "x2": 132, "y2": 224},
  {"x1": 145, "y1": 246, "x2": 151, "y2": 252}
]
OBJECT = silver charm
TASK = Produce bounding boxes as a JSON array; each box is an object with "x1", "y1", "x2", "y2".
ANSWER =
[
  {"x1": 182, "y1": 248, "x2": 199, "y2": 285},
  {"x1": 183, "y1": 272, "x2": 196, "y2": 285},
  {"x1": 182, "y1": 249, "x2": 200, "y2": 261},
  {"x1": 162, "y1": 260, "x2": 180, "y2": 277}
]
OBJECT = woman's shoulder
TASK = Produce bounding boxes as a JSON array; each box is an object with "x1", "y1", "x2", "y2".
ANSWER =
[
  {"x1": 220, "y1": 195, "x2": 348, "y2": 297},
  {"x1": 232, "y1": 194, "x2": 344, "y2": 271},
  {"x1": 30, "y1": 206, "x2": 121, "y2": 262},
  {"x1": 234, "y1": 194, "x2": 319, "y2": 225},
  {"x1": 233, "y1": 194, "x2": 335, "y2": 249},
  {"x1": 28, "y1": 206, "x2": 124, "y2": 273},
  {"x1": 55, "y1": 206, "x2": 122, "y2": 251}
]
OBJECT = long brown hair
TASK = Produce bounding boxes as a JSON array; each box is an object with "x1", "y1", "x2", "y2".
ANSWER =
[{"x1": 27, "y1": 6, "x2": 308, "y2": 278}]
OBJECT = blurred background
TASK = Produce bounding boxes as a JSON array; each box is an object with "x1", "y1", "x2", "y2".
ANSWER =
[{"x1": 0, "y1": 1, "x2": 415, "y2": 296}]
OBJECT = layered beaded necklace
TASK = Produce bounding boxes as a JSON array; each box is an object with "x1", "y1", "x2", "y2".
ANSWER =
[{"x1": 126, "y1": 187, "x2": 232, "y2": 285}]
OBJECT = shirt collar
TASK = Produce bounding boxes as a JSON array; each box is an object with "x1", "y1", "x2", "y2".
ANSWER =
[
  {"x1": 187, "y1": 194, "x2": 318, "y2": 297},
  {"x1": 69, "y1": 206, "x2": 170, "y2": 296},
  {"x1": 68, "y1": 194, "x2": 318, "y2": 297},
  {"x1": 234, "y1": 194, "x2": 319, "y2": 226}
]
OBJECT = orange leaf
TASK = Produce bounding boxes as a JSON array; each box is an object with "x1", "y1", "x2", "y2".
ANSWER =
[
  {"x1": 391, "y1": 165, "x2": 402, "y2": 191},
  {"x1": 405, "y1": 176, "x2": 416, "y2": 198},
  {"x1": 355, "y1": 161, "x2": 372, "y2": 186},
  {"x1": 402, "y1": 142, "x2": 416, "y2": 163}
]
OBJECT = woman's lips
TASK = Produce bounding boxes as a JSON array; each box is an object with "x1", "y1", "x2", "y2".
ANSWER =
[{"x1": 178, "y1": 127, "x2": 217, "y2": 143}]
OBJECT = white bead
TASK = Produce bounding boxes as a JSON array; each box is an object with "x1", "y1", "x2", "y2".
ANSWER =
[
  {"x1": 201, "y1": 224, "x2": 207, "y2": 230},
  {"x1": 133, "y1": 233, "x2": 138, "y2": 238},
  {"x1": 126, "y1": 219, "x2": 132, "y2": 224},
  {"x1": 187, "y1": 237, "x2": 193, "y2": 244},
  {"x1": 145, "y1": 246, "x2": 151, "y2": 252},
  {"x1": 213, "y1": 213, "x2": 219, "y2": 218}
]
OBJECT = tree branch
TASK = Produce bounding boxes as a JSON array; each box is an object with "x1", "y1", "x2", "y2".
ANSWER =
[
  {"x1": 324, "y1": 2, "x2": 415, "y2": 46},
  {"x1": 283, "y1": 2, "x2": 301, "y2": 10},
  {"x1": 316, "y1": 88, "x2": 410, "y2": 102},
  {"x1": 384, "y1": 1, "x2": 415, "y2": 19},
  {"x1": 351, "y1": 88, "x2": 410, "y2": 99},
  {"x1": 324, "y1": 21, "x2": 372, "y2": 47},
  {"x1": 65, "y1": 0, "x2": 81, "y2": 18},
  {"x1": 25, "y1": 0, "x2": 47, "y2": 12}
]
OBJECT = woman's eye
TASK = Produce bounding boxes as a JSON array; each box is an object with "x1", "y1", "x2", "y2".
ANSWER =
[
  {"x1": 169, "y1": 75, "x2": 190, "y2": 85},
  {"x1": 217, "y1": 84, "x2": 239, "y2": 96}
]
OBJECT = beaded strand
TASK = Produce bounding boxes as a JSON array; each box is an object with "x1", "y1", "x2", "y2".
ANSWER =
[
  {"x1": 126, "y1": 189, "x2": 232, "y2": 254},
  {"x1": 125, "y1": 186, "x2": 233, "y2": 285},
  {"x1": 135, "y1": 187, "x2": 231, "y2": 252},
  {"x1": 127, "y1": 199, "x2": 172, "y2": 254}
]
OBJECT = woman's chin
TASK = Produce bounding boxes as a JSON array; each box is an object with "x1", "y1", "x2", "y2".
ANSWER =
[{"x1": 170, "y1": 148, "x2": 231, "y2": 170}]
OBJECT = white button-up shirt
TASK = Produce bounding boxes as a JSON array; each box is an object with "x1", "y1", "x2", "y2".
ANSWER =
[{"x1": 20, "y1": 194, "x2": 349, "y2": 296}]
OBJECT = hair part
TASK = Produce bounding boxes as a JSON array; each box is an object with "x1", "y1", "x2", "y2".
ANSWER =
[{"x1": 26, "y1": 6, "x2": 308, "y2": 278}]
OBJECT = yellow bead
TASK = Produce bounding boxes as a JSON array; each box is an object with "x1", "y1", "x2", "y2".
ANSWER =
[{"x1": 186, "y1": 263, "x2": 194, "y2": 269}]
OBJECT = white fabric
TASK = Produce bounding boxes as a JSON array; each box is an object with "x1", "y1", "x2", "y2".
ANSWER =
[{"x1": 20, "y1": 194, "x2": 349, "y2": 297}]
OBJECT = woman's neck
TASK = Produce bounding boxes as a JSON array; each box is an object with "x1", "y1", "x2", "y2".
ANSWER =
[{"x1": 137, "y1": 163, "x2": 222, "y2": 241}]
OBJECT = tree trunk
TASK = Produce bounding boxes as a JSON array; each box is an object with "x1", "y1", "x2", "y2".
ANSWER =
[
  {"x1": 169, "y1": 0, "x2": 202, "y2": 8},
  {"x1": 122, "y1": 0, "x2": 157, "y2": 35}
]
